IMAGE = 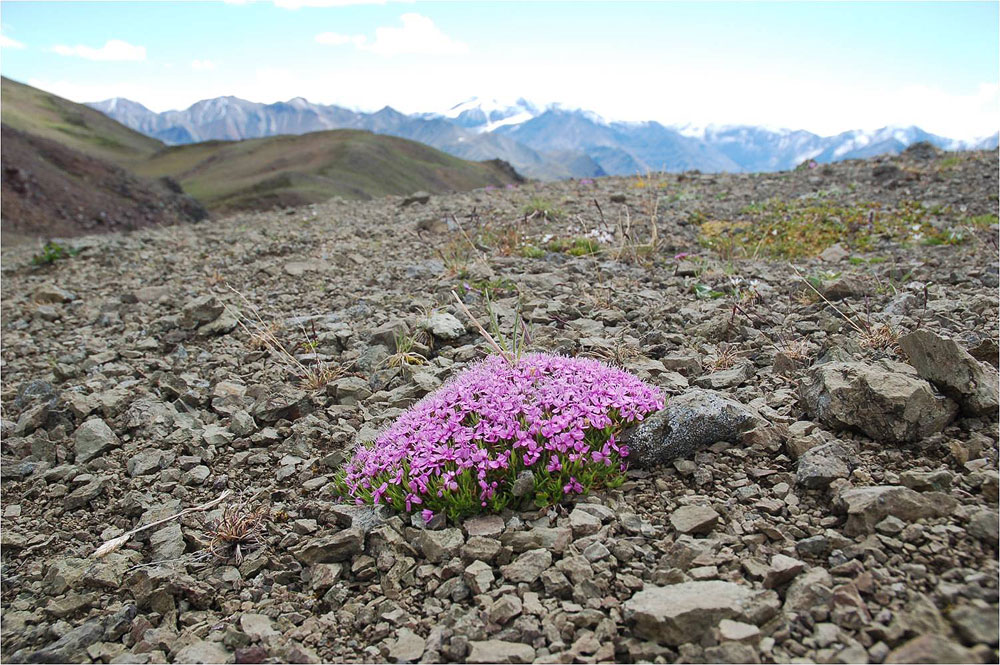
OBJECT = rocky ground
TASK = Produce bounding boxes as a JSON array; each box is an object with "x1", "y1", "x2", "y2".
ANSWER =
[{"x1": 1, "y1": 144, "x2": 998, "y2": 664}]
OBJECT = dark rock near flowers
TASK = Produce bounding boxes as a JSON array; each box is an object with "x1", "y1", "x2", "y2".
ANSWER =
[
  {"x1": 511, "y1": 470, "x2": 534, "y2": 497},
  {"x1": 624, "y1": 389, "x2": 763, "y2": 468}
]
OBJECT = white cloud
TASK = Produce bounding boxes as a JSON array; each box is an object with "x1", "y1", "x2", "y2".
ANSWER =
[
  {"x1": 1, "y1": 34, "x2": 25, "y2": 49},
  {"x1": 191, "y1": 59, "x2": 216, "y2": 71},
  {"x1": 315, "y1": 13, "x2": 467, "y2": 57},
  {"x1": 52, "y1": 39, "x2": 146, "y2": 62}
]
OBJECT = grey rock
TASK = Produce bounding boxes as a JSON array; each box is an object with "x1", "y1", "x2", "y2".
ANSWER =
[
  {"x1": 949, "y1": 604, "x2": 1000, "y2": 647},
  {"x1": 487, "y1": 594, "x2": 522, "y2": 625},
  {"x1": 180, "y1": 295, "x2": 225, "y2": 328},
  {"x1": 693, "y1": 361, "x2": 755, "y2": 389},
  {"x1": 422, "y1": 312, "x2": 466, "y2": 340},
  {"x1": 763, "y1": 554, "x2": 805, "y2": 588},
  {"x1": 966, "y1": 508, "x2": 999, "y2": 548},
  {"x1": 899, "y1": 329, "x2": 1000, "y2": 416},
  {"x1": 669, "y1": 504, "x2": 720, "y2": 535},
  {"x1": 292, "y1": 528, "x2": 365, "y2": 564},
  {"x1": 329, "y1": 376, "x2": 372, "y2": 406},
  {"x1": 173, "y1": 640, "x2": 232, "y2": 664},
  {"x1": 511, "y1": 470, "x2": 534, "y2": 498},
  {"x1": 718, "y1": 619, "x2": 761, "y2": 643},
  {"x1": 466, "y1": 640, "x2": 535, "y2": 664},
  {"x1": 22, "y1": 618, "x2": 103, "y2": 662},
  {"x1": 126, "y1": 449, "x2": 172, "y2": 477},
  {"x1": 568, "y1": 506, "x2": 602, "y2": 537},
  {"x1": 624, "y1": 389, "x2": 762, "y2": 468},
  {"x1": 240, "y1": 613, "x2": 278, "y2": 641},
  {"x1": 74, "y1": 418, "x2": 120, "y2": 463},
  {"x1": 500, "y1": 549, "x2": 552, "y2": 584},
  {"x1": 414, "y1": 528, "x2": 464, "y2": 563},
  {"x1": 885, "y1": 634, "x2": 977, "y2": 664},
  {"x1": 64, "y1": 477, "x2": 106, "y2": 510},
  {"x1": 463, "y1": 515, "x2": 505, "y2": 538},
  {"x1": 838, "y1": 486, "x2": 956, "y2": 535},
  {"x1": 784, "y1": 567, "x2": 834, "y2": 613},
  {"x1": 388, "y1": 627, "x2": 426, "y2": 663},
  {"x1": 624, "y1": 581, "x2": 758, "y2": 646},
  {"x1": 799, "y1": 362, "x2": 957, "y2": 443},
  {"x1": 796, "y1": 442, "x2": 852, "y2": 489},
  {"x1": 502, "y1": 527, "x2": 572, "y2": 553},
  {"x1": 463, "y1": 560, "x2": 494, "y2": 594},
  {"x1": 821, "y1": 275, "x2": 872, "y2": 300},
  {"x1": 149, "y1": 523, "x2": 185, "y2": 562},
  {"x1": 461, "y1": 536, "x2": 502, "y2": 563},
  {"x1": 252, "y1": 385, "x2": 310, "y2": 423},
  {"x1": 899, "y1": 468, "x2": 954, "y2": 492}
]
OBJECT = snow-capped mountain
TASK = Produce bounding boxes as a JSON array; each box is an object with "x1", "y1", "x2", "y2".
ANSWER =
[
  {"x1": 433, "y1": 97, "x2": 541, "y2": 133},
  {"x1": 88, "y1": 93, "x2": 997, "y2": 180}
]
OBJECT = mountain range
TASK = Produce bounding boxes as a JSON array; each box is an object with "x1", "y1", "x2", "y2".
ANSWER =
[{"x1": 90, "y1": 95, "x2": 999, "y2": 181}]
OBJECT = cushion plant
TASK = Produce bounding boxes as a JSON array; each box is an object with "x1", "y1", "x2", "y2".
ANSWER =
[{"x1": 336, "y1": 352, "x2": 664, "y2": 521}]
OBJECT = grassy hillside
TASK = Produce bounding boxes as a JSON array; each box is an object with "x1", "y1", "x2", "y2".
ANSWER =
[
  {"x1": 1, "y1": 76, "x2": 163, "y2": 167},
  {"x1": 135, "y1": 129, "x2": 524, "y2": 212},
  {"x1": 2, "y1": 78, "x2": 524, "y2": 232}
]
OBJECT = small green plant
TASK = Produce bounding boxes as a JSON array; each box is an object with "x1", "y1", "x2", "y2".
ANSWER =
[
  {"x1": 522, "y1": 197, "x2": 564, "y2": 221},
  {"x1": 519, "y1": 244, "x2": 546, "y2": 259},
  {"x1": 385, "y1": 332, "x2": 428, "y2": 368},
  {"x1": 965, "y1": 214, "x2": 998, "y2": 228},
  {"x1": 692, "y1": 283, "x2": 725, "y2": 299},
  {"x1": 567, "y1": 237, "x2": 600, "y2": 256},
  {"x1": 32, "y1": 241, "x2": 78, "y2": 266}
]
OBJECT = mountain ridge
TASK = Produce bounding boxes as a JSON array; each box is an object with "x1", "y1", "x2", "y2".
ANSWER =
[{"x1": 87, "y1": 90, "x2": 1000, "y2": 179}]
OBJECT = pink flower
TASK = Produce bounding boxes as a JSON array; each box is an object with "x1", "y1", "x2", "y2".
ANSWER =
[{"x1": 340, "y1": 353, "x2": 663, "y2": 518}]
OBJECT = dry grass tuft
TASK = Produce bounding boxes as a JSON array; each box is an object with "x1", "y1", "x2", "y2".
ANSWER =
[
  {"x1": 708, "y1": 343, "x2": 742, "y2": 372},
  {"x1": 206, "y1": 497, "x2": 269, "y2": 564}
]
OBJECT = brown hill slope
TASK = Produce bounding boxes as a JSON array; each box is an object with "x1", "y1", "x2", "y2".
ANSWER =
[
  {"x1": 1, "y1": 125, "x2": 208, "y2": 244},
  {"x1": 1, "y1": 76, "x2": 162, "y2": 168},
  {"x1": 133, "y1": 129, "x2": 525, "y2": 213}
]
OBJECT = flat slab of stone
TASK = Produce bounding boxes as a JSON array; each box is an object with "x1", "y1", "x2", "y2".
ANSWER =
[
  {"x1": 624, "y1": 580, "x2": 756, "y2": 646},
  {"x1": 838, "y1": 486, "x2": 956, "y2": 535},
  {"x1": 466, "y1": 640, "x2": 535, "y2": 664},
  {"x1": 669, "y1": 504, "x2": 720, "y2": 535}
]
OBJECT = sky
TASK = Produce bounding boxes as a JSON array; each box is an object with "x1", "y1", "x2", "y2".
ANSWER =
[{"x1": 1, "y1": 1, "x2": 997, "y2": 140}]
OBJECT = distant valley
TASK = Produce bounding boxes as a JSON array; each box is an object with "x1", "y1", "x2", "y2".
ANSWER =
[{"x1": 89, "y1": 94, "x2": 1000, "y2": 180}]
